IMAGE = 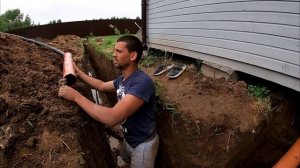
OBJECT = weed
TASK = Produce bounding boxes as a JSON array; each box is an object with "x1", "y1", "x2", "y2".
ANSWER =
[
  {"x1": 141, "y1": 55, "x2": 157, "y2": 67},
  {"x1": 109, "y1": 24, "x2": 121, "y2": 35},
  {"x1": 195, "y1": 59, "x2": 203, "y2": 72},
  {"x1": 248, "y1": 85, "x2": 270, "y2": 99},
  {"x1": 154, "y1": 81, "x2": 166, "y2": 97}
]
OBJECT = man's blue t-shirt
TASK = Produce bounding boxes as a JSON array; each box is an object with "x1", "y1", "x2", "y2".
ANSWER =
[{"x1": 113, "y1": 69, "x2": 156, "y2": 148}]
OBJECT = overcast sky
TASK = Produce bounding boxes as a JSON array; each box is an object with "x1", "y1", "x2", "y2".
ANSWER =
[{"x1": 1, "y1": 0, "x2": 141, "y2": 25}]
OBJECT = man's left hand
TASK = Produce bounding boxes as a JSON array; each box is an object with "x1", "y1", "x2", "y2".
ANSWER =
[{"x1": 58, "y1": 85, "x2": 79, "y2": 101}]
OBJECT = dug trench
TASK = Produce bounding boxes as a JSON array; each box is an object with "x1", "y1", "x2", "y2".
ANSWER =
[
  {"x1": 82, "y1": 40, "x2": 300, "y2": 168},
  {"x1": 0, "y1": 33, "x2": 299, "y2": 168}
]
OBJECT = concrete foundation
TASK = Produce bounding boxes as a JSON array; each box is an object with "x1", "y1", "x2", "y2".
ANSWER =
[{"x1": 201, "y1": 61, "x2": 239, "y2": 81}]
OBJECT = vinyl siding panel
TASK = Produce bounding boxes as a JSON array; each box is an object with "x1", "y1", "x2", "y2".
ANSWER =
[
  {"x1": 148, "y1": 12, "x2": 300, "y2": 27},
  {"x1": 146, "y1": 0, "x2": 300, "y2": 91}
]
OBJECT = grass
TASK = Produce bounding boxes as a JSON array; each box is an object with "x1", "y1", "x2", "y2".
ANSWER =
[
  {"x1": 101, "y1": 35, "x2": 120, "y2": 49},
  {"x1": 87, "y1": 35, "x2": 161, "y2": 65},
  {"x1": 87, "y1": 35, "x2": 121, "y2": 59}
]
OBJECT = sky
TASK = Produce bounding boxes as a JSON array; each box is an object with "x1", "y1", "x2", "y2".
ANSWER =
[{"x1": 1, "y1": 0, "x2": 141, "y2": 25}]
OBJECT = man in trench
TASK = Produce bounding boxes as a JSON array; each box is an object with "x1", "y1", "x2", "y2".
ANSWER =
[{"x1": 58, "y1": 35, "x2": 159, "y2": 168}]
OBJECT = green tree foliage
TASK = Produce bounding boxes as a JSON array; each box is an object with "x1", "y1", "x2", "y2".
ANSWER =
[
  {"x1": 48, "y1": 19, "x2": 62, "y2": 24},
  {"x1": 110, "y1": 16, "x2": 131, "y2": 20},
  {"x1": 0, "y1": 9, "x2": 34, "y2": 32}
]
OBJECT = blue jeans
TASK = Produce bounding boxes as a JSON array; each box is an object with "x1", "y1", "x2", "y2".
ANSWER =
[{"x1": 120, "y1": 134, "x2": 159, "y2": 168}]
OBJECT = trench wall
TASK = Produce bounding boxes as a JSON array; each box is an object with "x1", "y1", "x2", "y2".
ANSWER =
[
  {"x1": 77, "y1": 51, "x2": 117, "y2": 168},
  {"x1": 85, "y1": 44, "x2": 119, "y2": 106}
]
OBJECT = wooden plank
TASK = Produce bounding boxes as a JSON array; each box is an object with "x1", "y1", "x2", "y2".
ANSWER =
[
  {"x1": 148, "y1": 21, "x2": 299, "y2": 39},
  {"x1": 148, "y1": 38, "x2": 300, "y2": 78},
  {"x1": 147, "y1": 29, "x2": 300, "y2": 52}
]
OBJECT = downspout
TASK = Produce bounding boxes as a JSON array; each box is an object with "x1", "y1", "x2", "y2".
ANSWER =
[{"x1": 142, "y1": 0, "x2": 148, "y2": 49}]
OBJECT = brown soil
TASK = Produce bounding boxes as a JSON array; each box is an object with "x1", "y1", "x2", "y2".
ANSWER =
[
  {"x1": 0, "y1": 32, "x2": 298, "y2": 168},
  {"x1": 149, "y1": 66, "x2": 263, "y2": 133},
  {"x1": 0, "y1": 33, "x2": 89, "y2": 167},
  {"x1": 143, "y1": 63, "x2": 270, "y2": 167}
]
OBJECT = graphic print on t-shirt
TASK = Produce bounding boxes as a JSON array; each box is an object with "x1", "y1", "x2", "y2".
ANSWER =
[
  {"x1": 116, "y1": 84, "x2": 125, "y2": 101},
  {"x1": 117, "y1": 84, "x2": 127, "y2": 133}
]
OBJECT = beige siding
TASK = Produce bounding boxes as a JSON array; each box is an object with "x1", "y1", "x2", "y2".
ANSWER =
[{"x1": 147, "y1": 0, "x2": 300, "y2": 91}]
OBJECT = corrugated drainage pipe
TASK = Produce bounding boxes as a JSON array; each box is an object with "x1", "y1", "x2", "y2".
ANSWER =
[{"x1": 3, "y1": 32, "x2": 64, "y2": 56}]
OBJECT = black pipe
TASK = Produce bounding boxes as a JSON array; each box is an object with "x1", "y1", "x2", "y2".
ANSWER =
[
  {"x1": 142, "y1": 0, "x2": 148, "y2": 49},
  {"x1": 3, "y1": 32, "x2": 64, "y2": 56}
]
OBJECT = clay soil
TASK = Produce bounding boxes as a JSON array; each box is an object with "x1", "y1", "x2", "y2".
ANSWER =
[{"x1": 0, "y1": 33, "x2": 297, "y2": 168}]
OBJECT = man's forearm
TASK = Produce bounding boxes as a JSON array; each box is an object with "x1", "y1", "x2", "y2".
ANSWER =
[
  {"x1": 74, "y1": 93, "x2": 117, "y2": 126},
  {"x1": 77, "y1": 69, "x2": 105, "y2": 91}
]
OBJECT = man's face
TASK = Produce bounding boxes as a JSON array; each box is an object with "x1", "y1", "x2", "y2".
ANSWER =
[{"x1": 113, "y1": 41, "x2": 134, "y2": 70}]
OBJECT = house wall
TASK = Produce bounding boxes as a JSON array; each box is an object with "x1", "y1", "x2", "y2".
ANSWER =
[{"x1": 146, "y1": 0, "x2": 300, "y2": 91}]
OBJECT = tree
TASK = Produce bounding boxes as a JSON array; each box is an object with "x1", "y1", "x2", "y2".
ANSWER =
[
  {"x1": 0, "y1": 9, "x2": 34, "y2": 32},
  {"x1": 110, "y1": 16, "x2": 131, "y2": 20},
  {"x1": 48, "y1": 19, "x2": 62, "y2": 24},
  {"x1": 49, "y1": 20, "x2": 56, "y2": 24},
  {"x1": 24, "y1": 15, "x2": 33, "y2": 26}
]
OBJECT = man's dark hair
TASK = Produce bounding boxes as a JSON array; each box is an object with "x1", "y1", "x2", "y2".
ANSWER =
[{"x1": 117, "y1": 35, "x2": 143, "y2": 63}]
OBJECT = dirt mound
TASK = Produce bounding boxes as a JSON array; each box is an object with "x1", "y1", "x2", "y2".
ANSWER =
[{"x1": 0, "y1": 33, "x2": 85, "y2": 167}]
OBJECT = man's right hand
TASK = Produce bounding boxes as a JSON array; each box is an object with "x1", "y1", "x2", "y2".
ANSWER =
[{"x1": 73, "y1": 63, "x2": 81, "y2": 76}]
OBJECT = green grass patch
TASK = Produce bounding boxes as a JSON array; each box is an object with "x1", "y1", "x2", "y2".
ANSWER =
[
  {"x1": 87, "y1": 35, "x2": 121, "y2": 59},
  {"x1": 101, "y1": 35, "x2": 120, "y2": 49}
]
